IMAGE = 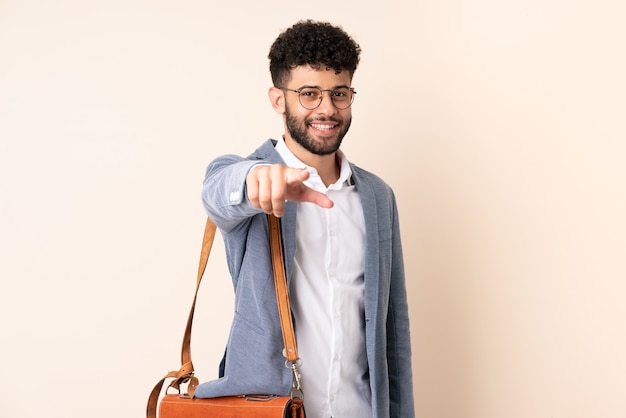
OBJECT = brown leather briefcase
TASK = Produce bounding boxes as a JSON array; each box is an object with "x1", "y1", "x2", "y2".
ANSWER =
[
  {"x1": 159, "y1": 394, "x2": 304, "y2": 418},
  {"x1": 146, "y1": 215, "x2": 305, "y2": 418}
]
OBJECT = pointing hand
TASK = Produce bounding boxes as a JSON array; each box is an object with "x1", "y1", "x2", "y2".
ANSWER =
[{"x1": 246, "y1": 165, "x2": 334, "y2": 217}]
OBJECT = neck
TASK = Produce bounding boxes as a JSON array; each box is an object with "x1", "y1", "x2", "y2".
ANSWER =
[
  {"x1": 283, "y1": 136, "x2": 340, "y2": 187},
  {"x1": 315, "y1": 154, "x2": 341, "y2": 187}
]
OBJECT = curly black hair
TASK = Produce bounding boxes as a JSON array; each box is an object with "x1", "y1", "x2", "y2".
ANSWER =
[{"x1": 268, "y1": 20, "x2": 361, "y2": 87}]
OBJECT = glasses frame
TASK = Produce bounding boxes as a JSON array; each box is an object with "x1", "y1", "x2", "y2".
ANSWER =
[{"x1": 281, "y1": 86, "x2": 357, "y2": 110}]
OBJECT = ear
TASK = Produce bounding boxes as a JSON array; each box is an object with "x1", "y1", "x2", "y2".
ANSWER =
[{"x1": 268, "y1": 87, "x2": 285, "y2": 114}]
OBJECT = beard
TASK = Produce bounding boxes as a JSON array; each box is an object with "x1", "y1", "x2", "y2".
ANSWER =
[{"x1": 285, "y1": 104, "x2": 352, "y2": 156}]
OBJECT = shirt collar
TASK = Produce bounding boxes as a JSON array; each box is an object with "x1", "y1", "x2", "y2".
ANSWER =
[{"x1": 275, "y1": 137, "x2": 354, "y2": 191}]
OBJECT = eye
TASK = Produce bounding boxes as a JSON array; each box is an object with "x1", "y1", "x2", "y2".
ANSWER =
[
  {"x1": 300, "y1": 88, "x2": 319, "y2": 98},
  {"x1": 332, "y1": 89, "x2": 349, "y2": 99}
]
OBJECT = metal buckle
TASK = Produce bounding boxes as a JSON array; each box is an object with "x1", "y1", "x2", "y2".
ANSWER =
[{"x1": 287, "y1": 361, "x2": 304, "y2": 401}]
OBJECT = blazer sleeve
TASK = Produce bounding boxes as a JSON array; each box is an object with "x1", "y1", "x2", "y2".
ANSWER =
[
  {"x1": 201, "y1": 154, "x2": 265, "y2": 232},
  {"x1": 387, "y1": 198, "x2": 416, "y2": 417}
]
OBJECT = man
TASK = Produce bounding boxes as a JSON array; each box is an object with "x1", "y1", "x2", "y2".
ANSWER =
[{"x1": 196, "y1": 20, "x2": 414, "y2": 418}]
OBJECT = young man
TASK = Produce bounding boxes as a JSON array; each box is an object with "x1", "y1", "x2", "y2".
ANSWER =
[{"x1": 196, "y1": 20, "x2": 414, "y2": 418}]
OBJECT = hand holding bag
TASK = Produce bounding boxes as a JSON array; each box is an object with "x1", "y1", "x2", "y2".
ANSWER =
[{"x1": 146, "y1": 215, "x2": 305, "y2": 417}]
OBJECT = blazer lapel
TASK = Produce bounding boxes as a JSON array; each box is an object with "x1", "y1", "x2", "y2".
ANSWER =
[{"x1": 350, "y1": 166, "x2": 381, "y2": 331}]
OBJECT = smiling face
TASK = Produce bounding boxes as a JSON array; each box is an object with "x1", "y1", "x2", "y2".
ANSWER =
[{"x1": 270, "y1": 65, "x2": 353, "y2": 161}]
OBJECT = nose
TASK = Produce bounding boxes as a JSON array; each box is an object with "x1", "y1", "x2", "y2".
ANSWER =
[{"x1": 316, "y1": 90, "x2": 338, "y2": 115}]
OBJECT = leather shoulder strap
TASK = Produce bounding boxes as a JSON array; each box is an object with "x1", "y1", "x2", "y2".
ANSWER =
[
  {"x1": 147, "y1": 215, "x2": 298, "y2": 417},
  {"x1": 146, "y1": 218, "x2": 216, "y2": 418},
  {"x1": 268, "y1": 214, "x2": 299, "y2": 363}
]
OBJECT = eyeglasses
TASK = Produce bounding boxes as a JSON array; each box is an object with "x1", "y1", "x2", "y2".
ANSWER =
[{"x1": 281, "y1": 86, "x2": 356, "y2": 110}]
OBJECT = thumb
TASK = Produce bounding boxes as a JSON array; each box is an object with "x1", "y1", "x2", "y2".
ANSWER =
[
  {"x1": 286, "y1": 168, "x2": 334, "y2": 209},
  {"x1": 287, "y1": 167, "x2": 311, "y2": 183}
]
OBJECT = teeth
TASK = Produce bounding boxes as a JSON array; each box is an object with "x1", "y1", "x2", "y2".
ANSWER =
[{"x1": 311, "y1": 123, "x2": 334, "y2": 130}]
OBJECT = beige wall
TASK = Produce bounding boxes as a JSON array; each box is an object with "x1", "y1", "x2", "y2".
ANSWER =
[{"x1": 1, "y1": 1, "x2": 625, "y2": 417}]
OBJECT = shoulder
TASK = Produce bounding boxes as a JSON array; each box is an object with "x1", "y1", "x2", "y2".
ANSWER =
[
  {"x1": 351, "y1": 163, "x2": 395, "y2": 198},
  {"x1": 247, "y1": 139, "x2": 281, "y2": 162},
  {"x1": 205, "y1": 139, "x2": 282, "y2": 176}
]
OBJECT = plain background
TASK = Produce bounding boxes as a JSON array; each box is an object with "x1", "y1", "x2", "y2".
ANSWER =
[{"x1": 1, "y1": 1, "x2": 625, "y2": 417}]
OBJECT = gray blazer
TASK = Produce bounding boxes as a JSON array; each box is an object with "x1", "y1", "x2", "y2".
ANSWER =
[{"x1": 196, "y1": 139, "x2": 415, "y2": 418}]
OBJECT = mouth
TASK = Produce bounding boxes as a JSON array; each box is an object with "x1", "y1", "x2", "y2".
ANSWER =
[{"x1": 309, "y1": 121, "x2": 338, "y2": 135}]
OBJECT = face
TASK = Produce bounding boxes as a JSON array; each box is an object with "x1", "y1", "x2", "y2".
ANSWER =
[{"x1": 277, "y1": 66, "x2": 353, "y2": 156}]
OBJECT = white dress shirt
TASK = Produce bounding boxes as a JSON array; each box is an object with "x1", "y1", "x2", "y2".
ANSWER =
[{"x1": 275, "y1": 139, "x2": 373, "y2": 418}]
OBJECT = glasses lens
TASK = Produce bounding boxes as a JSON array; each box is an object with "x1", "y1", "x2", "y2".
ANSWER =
[
  {"x1": 298, "y1": 88, "x2": 322, "y2": 109},
  {"x1": 331, "y1": 87, "x2": 353, "y2": 109}
]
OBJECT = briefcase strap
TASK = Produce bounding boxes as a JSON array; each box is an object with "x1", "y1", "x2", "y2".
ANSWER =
[{"x1": 146, "y1": 215, "x2": 300, "y2": 418}]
